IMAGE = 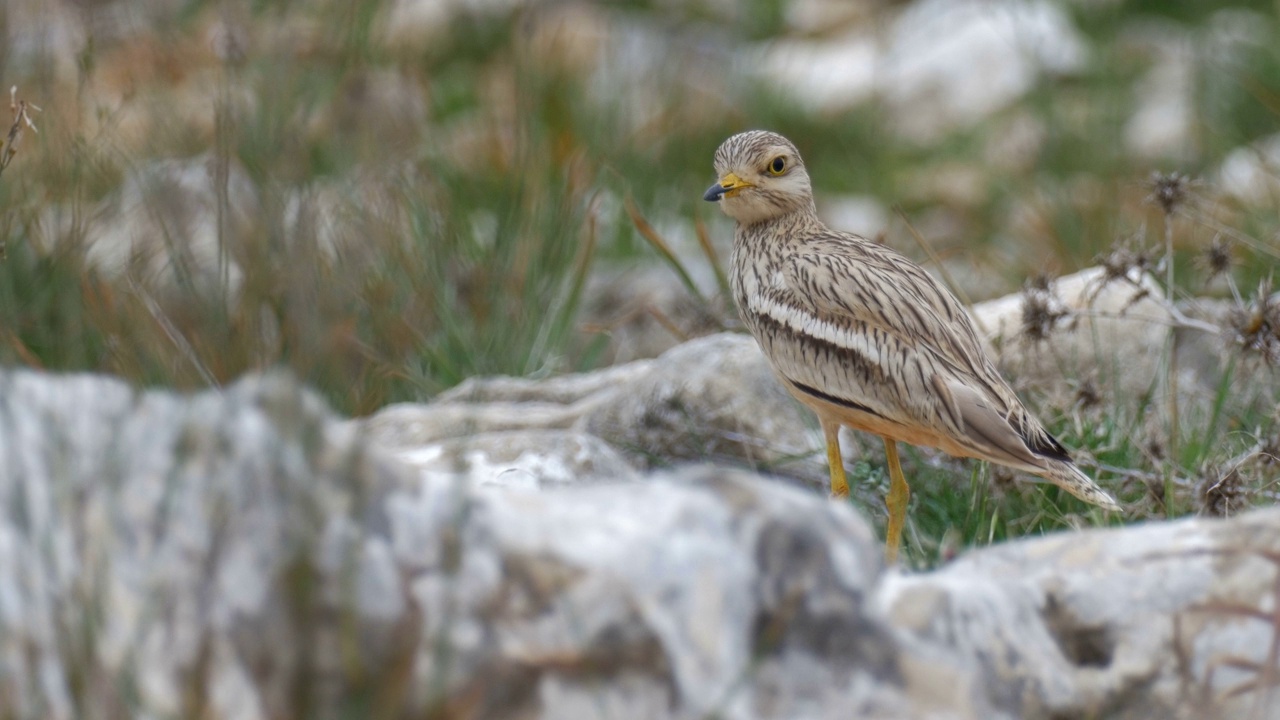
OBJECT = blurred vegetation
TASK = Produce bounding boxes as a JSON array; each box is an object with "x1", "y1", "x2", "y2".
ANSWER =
[{"x1": 1, "y1": 0, "x2": 1279, "y2": 562}]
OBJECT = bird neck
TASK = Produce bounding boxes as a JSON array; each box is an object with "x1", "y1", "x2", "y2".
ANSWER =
[{"x1": 737, "y1": 203, "x2": 824, "y2": 243}]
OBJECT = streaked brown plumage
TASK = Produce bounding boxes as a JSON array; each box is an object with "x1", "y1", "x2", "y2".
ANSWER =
[{"x1": 704, "y1": 130, "x2": 1119, "y2": 561}]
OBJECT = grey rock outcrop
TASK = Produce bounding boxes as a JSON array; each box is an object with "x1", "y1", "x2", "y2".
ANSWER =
[
  {"x1": 881, "y1": 508, "x2": 1280, "y2": 719},
  {"x1": 388, "y1": 468, "x2": 997, "y2": 720},
  {"x1": 3, "y1": 367, "x2": 1280, "y2": 719},
  {"x1": 360, "y1": 332, "x2": 831, "y2": 492},
  {"x1": 0, "y1": 369, "x2": 413, "y2": 720},
  {"x1": 0, "y1": 368, "x2": 989, "y2": 720}
]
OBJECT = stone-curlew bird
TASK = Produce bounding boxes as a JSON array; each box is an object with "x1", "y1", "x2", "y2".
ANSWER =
[{"x1": 704, "y1": 130, "x2": 1119, "y2": 562}]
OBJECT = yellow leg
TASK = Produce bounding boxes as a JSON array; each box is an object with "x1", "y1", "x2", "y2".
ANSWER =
[
  {"x1": 883, "y1": 438, "x2": 910, "y2": 564},
  {"x1": 821, "y1": 419, "x2": 850, "y2": 497}
]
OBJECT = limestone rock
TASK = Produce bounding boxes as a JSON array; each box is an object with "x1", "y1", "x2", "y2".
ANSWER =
[
  {"x1": 1124, "y1": 36, "x2": 1196, "y2": 162},
  {"x1": 756, "y1": 0, "x2": 1087, "y2": 139},
  {"x1": 756, "y1": 30, "x2": 878, "y2": 114},
  {"x1": 360, "y1": 359, "x2": 654, "y2": 447},
  {"x1": 580, "y1": 334, "x2": 821, "y2": 482},
  {"x1": 877, "y1": 508, "x2": 1280, "y2": 719},
  {"x1": 0, "y1": 369, "x2": 415, "y2": 720},
  {"x1": 973, "y1": 267, "x2": 1279, "y2": 428},
  {"x1": 390, "y1": 466, "x2": 999, "y2": 720},
  {"x1": 361, "y1": 333, "x2": 830, "y2": 491},
  {"x1": 818, "y1": 194, "x2": 891, "y2": 240},
  {"x1": 971, "y1": 266, "x2": 1172, "y2": 403},
  {"x1": 394, "y1": 429, "x2": 642, "y2": 489},
  {"x1": 0, "y1": 367, "x2": 994, "y2": 719},
  {"x1": 5, "y1": 367, "x2": 1280, "y2": 719},
  {"x1": 877, "y1": 0, "x2": 1087, "y2": 143},
  {"x1": 1216, "y1": 132, "x2": 1280, "y2": 206}
]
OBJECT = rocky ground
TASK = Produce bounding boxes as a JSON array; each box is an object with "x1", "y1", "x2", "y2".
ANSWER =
[
  {"x1": 3, "y1": 268, "x2": 1279, "y2": 719},
  {"x1": 4, "y1": 0, "x2": 1280, "y2": 718}
]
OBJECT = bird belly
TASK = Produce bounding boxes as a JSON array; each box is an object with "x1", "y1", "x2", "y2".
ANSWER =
[{"x1": 779, "y1": 378, "x2": 987, "y2": 461}]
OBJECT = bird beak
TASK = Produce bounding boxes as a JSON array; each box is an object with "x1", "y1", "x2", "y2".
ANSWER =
[{"x1": 703, "y1": 172, "x2": 753, "y2": 202}]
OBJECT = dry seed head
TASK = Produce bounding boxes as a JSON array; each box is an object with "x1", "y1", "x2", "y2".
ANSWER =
[
  {"x1": 1097, "y1": 233, "x2": 1157, "y2": 286},
  {"x1": 1145, "y1": 171, "x2": 1194, "y2": 216},
  {"x1": 1197, "y1": 464, "x2": 1245, "y2": 518},
  {"x1": 1196, "y1": 235, "x2": 1234, "y2": 282},
  {"x1": 1073, "y1": 378, "x2": 1101, "y2": 410},
  {"x1": 1019, "y1": 279, "x2": 1072, "y2": 343},
  {"x1": 1144, "y1": 436, "x2": 1165, "y2": 462},
  {"x1": 990, "y1": 464, "x2": 1017, "y2": 490},
  {"x1": 1226, "y1": 277, "x2": 1280, "y2": 366}
]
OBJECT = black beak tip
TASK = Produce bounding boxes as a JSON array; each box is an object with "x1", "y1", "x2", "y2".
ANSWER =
[{"x1": 703, "y1": 183, "x2": 726, "y2": 202}]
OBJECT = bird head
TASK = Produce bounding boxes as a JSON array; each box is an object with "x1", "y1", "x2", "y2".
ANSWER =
[{"x1": 704, "y1": 130, "x2": 815, "y2": 225}]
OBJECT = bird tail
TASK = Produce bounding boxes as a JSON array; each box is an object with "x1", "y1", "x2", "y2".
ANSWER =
[{"x1": 1037, "y1": 459, "x2": 1120, "y2": 511}]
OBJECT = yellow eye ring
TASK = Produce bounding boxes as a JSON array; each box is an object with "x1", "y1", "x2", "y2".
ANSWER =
[{"x1": 767, "y1": 156, "x2": 787, "y2": 175}]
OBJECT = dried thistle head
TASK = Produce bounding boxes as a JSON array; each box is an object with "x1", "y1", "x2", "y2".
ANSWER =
[
  {"x1": 1145, "y1": 171, "x2": 1195, "y2": 216},
  {"x1": 990, "y1": 464, "x2": 1017, "y2": 490},
  {"x1": 1019, "y1": 277, "x2": 1073, "y2": 343},
  {"x1": 1144, "y1": 436, "x2": 1165, "y2": 463},
  {"x1": 1196, "y1": 235, "x2": 1234, "y2": 282},
  {"x1": 1073, "y1": 377, "x2": 1102, "y2": 411},
  {"x1": 1226, "y1": 277, "x2": 1280, "y2": 366},
  {"x1": 1197, "y1": 464, "x2": 1245, "y2": 518},
  {"x1": 1096, "y1": 232, "x2": 1157, "y2": 287}
]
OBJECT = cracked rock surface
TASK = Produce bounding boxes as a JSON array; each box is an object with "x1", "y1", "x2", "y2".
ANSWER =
[
  {"x1": 2, "y1": 367, "x2": 1279, "y2": 719},
  {"x1": 360, "y1": 332, "x2": 832, "y2": 492}
]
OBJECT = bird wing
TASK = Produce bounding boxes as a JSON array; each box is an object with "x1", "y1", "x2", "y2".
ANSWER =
[
  {"x1": 791, "y1": 235, "x2": 991, "y2": 375},
  {"x1": 754, "y1": 233, "x2": 1066, "y2": 470}
]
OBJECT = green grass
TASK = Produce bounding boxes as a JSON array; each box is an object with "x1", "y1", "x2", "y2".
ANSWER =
[{"x1": 0, "y1": 0, "x2": 1278, "y2": 564}]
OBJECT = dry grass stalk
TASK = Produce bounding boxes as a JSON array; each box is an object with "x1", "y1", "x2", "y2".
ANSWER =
[
  {"x1": 624, "y1": 194, "x2": 704, "y2": 302},
  {"x1": 0, "y1": 86, "x2": 40, "y2": 179}
]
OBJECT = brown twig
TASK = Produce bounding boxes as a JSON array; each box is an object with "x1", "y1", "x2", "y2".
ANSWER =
[{"x1": 0, "y1": 86, "x2": 41, "y2": 179}]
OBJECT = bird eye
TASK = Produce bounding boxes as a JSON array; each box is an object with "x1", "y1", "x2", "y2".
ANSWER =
[{"x1": 767, "y1": 157, "x2": 786, "y2": 175}]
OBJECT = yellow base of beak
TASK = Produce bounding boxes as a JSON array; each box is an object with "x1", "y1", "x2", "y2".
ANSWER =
[{"x1": 703, "y1": 172, "x2": 754, "y2": 202}]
